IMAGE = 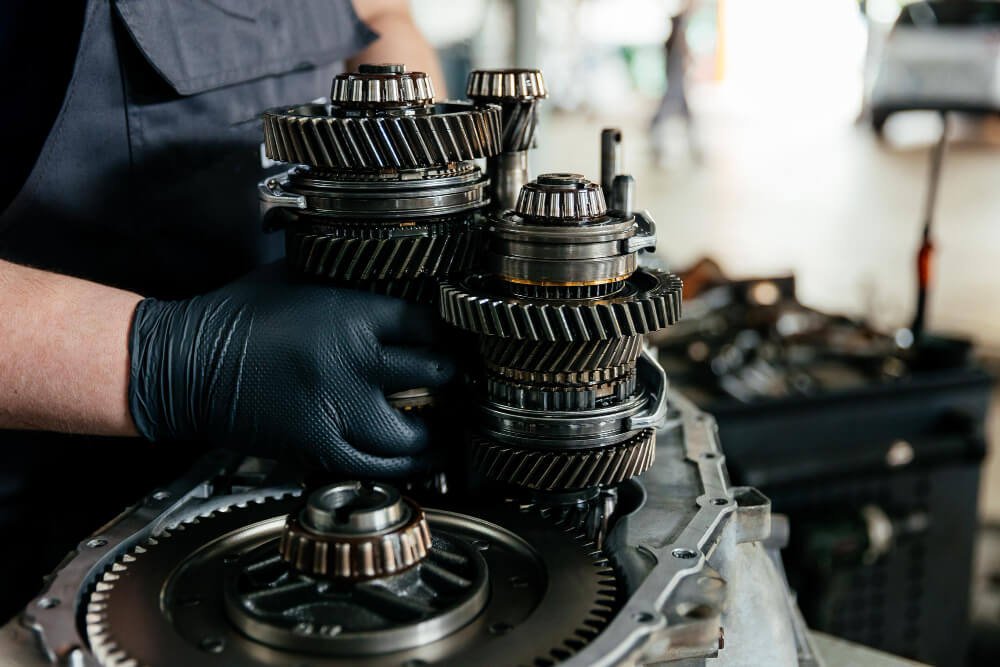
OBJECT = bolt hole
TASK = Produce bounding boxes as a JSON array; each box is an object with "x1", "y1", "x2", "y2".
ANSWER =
[
  {"x1": 489, "y1": 622, "x2": 513, "y2": 635},
  {"x1": 86, "y1": 538, "x2": 108, "y2": 548},
  {"x1": 152, "y1": 490, "x2": 171, "y2": 501},
  {"x1": 702, "y1": 453, "x2": 716, "y2": 460},
  {"x1": 634, "y1": 611, "x2": 656, "y2": 623},
  {"x1": 711, "y1": 498, "x2": 728, "y2": 506},
  {"x1": 199, "y1": 637, "x2": 225, "y2": 653},
  {"x1": 38, "y1": 597, "x2": 59, "y2": 610},
  {"x1": 672, "y1": 548, "x2": 698, "y2": 560}
]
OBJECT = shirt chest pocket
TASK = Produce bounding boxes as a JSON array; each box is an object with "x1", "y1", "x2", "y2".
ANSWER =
[{"x1": 113, "y1": 0, "x2": 375, "y2": 161}]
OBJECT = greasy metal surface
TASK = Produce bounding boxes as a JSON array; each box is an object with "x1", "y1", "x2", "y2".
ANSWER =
[
  {"x1": 81, "y1": 496, "x2": 618, "y2": 666},
  {"x1": 560, "y1": 389, "x2": 745, "y2": 666}
]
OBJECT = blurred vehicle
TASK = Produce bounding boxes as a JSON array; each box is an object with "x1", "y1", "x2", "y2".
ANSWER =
[{"x1": 870, "y1": 0, "x2": 1000, "y2": 135}]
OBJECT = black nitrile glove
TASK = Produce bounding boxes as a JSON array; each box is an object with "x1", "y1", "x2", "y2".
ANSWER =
[{"x1": 128, "y1": 265, "x2": 454, "y2": 478}]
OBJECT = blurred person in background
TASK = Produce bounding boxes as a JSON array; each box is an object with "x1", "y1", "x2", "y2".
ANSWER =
[{"x1": 650, "y1": 0, "x2": 700, "y2": 165}]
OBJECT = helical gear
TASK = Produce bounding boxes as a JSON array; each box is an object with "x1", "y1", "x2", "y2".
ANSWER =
[
  {"x1": 439, "y1": 270, "x2": 683, "y2": 342},
  {"x1": 480, "y1": 335, "x2": 645, "y2": 373},
  {"x1": 262, "y1": 102, "x2": 502, "y2": 170},
  {"x1": 470, "y1": 428, "x2": 656, "y2": 492},
  {"x1": 285, "y1": 217, "x2": 483, "y2": 281}
]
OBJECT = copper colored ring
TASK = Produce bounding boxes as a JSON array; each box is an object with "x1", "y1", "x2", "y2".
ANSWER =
[{"x1": 279, "y1": 500, "x2": 432, "y2": 581}]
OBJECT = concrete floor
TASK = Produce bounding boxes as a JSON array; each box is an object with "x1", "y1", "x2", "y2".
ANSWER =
[{"x1": 534, "y1": 103, "x2": 1000, "y2": 516}]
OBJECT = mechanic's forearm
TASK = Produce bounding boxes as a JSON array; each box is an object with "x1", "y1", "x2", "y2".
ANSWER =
[
  {"x1": 0, "y1": 260, "x2": 141, "y2": 436},
  {"x1": 349, "y1": 0, "x2": 447, "y2": 97}
]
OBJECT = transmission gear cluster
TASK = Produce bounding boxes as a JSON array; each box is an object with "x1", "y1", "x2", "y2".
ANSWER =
[
  {"x1": 3, "y1": 64, "x2": 821, "y2": 667},
  {"x1": 260, "y1": 63, "x2": 506, "y2": 299},
  {"x1": 440, "y1": 169, "x2": 682, "y2": 493}
]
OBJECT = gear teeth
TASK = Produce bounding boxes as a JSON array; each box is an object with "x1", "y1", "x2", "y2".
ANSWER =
[
  {"x1": 480, "y1": 336, "x2": 644, "y2": 372},
  {"x1": 263, "y1": 103, "x2": 502, "y2": 169},
  {"x1": 471, "y1": 429, "x2": 656, "y2": 491},
  {"x1": 286, "y1": 223, "x2": 483, "y2": 282},
  {"x1": 485, "y1": 372, "x2": 637, "y2": 411},
  {"x1": 486, "y1": 361, "x2": 636, "y2": 385},
  {"x1": 440, "y1": 270, "x2": 682, "y2": 342}
]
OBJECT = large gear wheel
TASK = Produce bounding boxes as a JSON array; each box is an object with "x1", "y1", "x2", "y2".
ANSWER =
[
  {"x1": 262, "y1": 102, "x2": 502, "y2": 170},
  {"x1": 439, "y1": 269, "x2": 683, "y2": 342},
  {"x1": 471, "y1": 428, "x2": 656, "y2": 492},
  {"x1": 84, "y1": 493, "x2": 620, "y2": 667}
]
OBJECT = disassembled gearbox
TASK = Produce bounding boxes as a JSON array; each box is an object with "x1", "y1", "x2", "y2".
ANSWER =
[{"x1": 2, "y1": 65, "x2": 821, "y2": 667}]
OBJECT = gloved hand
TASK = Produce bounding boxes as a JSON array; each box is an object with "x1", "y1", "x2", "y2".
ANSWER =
[{"x1": 127, "y1": 264, "x2": 454, "y2": 478}]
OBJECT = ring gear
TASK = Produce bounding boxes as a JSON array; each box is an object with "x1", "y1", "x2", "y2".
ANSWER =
[{"x1": 84, "y1": 493, "x2": 621, "y2": 667}]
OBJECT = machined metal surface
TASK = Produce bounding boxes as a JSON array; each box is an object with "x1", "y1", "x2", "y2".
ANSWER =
[
  {"x1": 262, "y1": 101, "x2": 502, "y2": 170},
  {"x1": 227, "y1": 522, "x2": 487, "y2": 655},
  {"x1": 284, "y1": 216, "x2": 482, "y2": 282},
  {"x1": 278, "y1": 483, "x2": 432, "y2": 580},
  {"x1": 273, "y1": 165, "x2": 489, "y2": 219},
  {"x1": 439, "y1": 270, "x2": 683, "y2": 341},
  {"x1": 331, "y1": 65, "x2": 435, "y2": 108},
  {"x1": 515, "y1": 173, "x2": 608, "y2": 221},
  {"x1": 466, "y1": 69, "x2": 548, "y2": 102},
  {"x1": 80, "y1": 491, "x2": 619, "y2": 667},
  {"x1": 471, "y1": 427, "x2": 656, "y2": 491},
  {"x1": 467, "y1": 68, "x2": 547, "y2": 210},
  {"x1": 480, "y1": 335, "x2": 645, "y2": 372}
]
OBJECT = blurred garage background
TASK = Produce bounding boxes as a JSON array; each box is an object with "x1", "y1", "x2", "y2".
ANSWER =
[{"x1": 411, "y1": 1, "x2": 999, "y2": 664}]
